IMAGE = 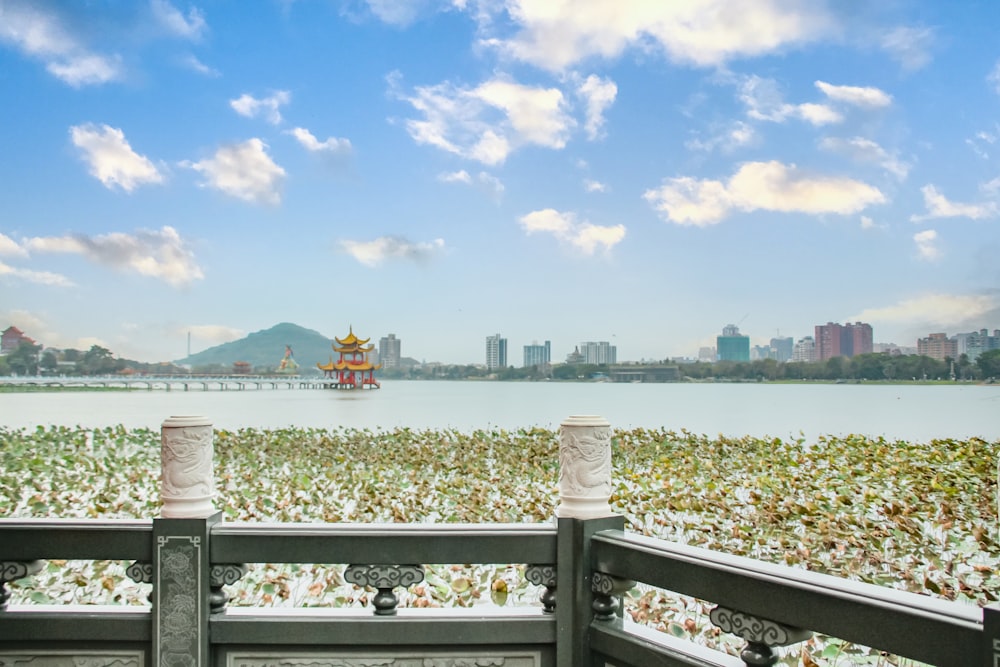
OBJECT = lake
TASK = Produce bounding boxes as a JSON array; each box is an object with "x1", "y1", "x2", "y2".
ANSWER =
[{"x1": 2, "y1": 381, "x2": 999, "y2": 442}]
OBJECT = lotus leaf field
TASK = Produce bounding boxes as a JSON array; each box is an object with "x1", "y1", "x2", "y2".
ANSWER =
[{"x1": 2, "y1": 425, "x2": 999, "y2": 665}]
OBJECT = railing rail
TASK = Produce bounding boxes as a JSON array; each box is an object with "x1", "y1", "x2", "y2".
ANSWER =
[{"x1": 592, "y1": 529, "x2": 984, "y2": 667}]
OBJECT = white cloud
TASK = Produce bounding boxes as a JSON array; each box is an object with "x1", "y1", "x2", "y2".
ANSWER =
[
  {"x1": 230, "y1": 91, "x2": 291, "y2": 125},
  {"x1": 990, "y1": 60, "x2": 1000, "y2": 95},
  {"x1": 881, "y1": 26, "x2": 934, "y2": 71},
  {"x1": 480, "y1": 0, "x2": 835, "y2": 71},
  {"x1": 686, "y1": 120, "x2": 756, "y2": 153},
  {"x1": 184, "y1": 324, "x2": 245, "y2": 344},
  {"x1": 26, "y1": 226, "x2": 203, "y2": 287},
  {"x1": 288, "y1": 127, "x2": 352, "y2": 154},
  {"x1": 0, "y1": 261, "x2": 75, "y2": 287},
  {"x1": 815, "y1": 81, "x2": 892, "y2": 108},
  {"x1": 982, "y1": 176, "x2": 1000, "y2": 194},
  {"x1": 913, "y1": 229, "x2": 940, "y2": 261},
  {"x1": 0, "y1": 233, "x2": 28, "y2": 258},
  {"x1": 518, "y1": 208, "x2": 625, "y2": 255},
  {"x1": 577, "y1": 75, "x2": 617, "y2": 140},
  {"x1": 910, "y1": 185, "x2": 998, "y2": 222},
  {"x1": 340, "y1": 236, "x2": 446, "y2": 267},
  {"x1": 181, "y1": 54, "x2": 220, "y2": 77},
  {"x1": 438, "y1": 169, "x2": 505, "y2": 199},
  {"x1": 70, "y1": 124, "x2": 164, "y2": 192},
  {"x1": 0, "y1": 2, "x2": 123, "y2": 87},
  {"x1": 363, "y1": 0, "x2": 430, "y2": 26},
  {"x1": 397, "y1": 75, "x2": 575, "y2": 164},
  {"x1": 644, "y1": 161, "x2": 885, "y2": 226},
  {"x1": 184, "y1": 139, "x2": 286, "y2": 205},
  {"x1": 151, "y1": 0, "x2": 207, "y2": 39},
  {"x1": 819, "y1": 136, "x2": 910, "y2": 180},
  {"x1": 738, "y1": 75, "x2": 841, "y2": 126},
  {"x1": 584, "y1": 179, "x2": 607, "y2": 193},
  {"x1": 439, "y1": 170, "x2": 472, "y2": 184},
  {"x1": 850, "y1": 293, "x2": 998, "y2": 328}
]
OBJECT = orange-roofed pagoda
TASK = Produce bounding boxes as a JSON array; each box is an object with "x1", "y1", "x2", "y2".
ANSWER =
[{"x1": 317, "y1": 327, "x2": 381, "y2": 389}]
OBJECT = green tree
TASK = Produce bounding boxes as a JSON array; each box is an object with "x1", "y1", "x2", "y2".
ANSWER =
[
  {"x1": 40, "y1": 350, "x2": 59, "y2": 374},
  {"x1": 82, "y1": 345, "x2": 116, "y2": 375},
  {"x1": 977, "y1": 349, "x2": 1000, "y2": 380},
  {"x1": 6, "y1": 341, "x2": 42, "y2": 375}
]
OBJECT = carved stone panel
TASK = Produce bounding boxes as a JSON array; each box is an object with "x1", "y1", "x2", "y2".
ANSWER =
[
  {"x1": 0, "y1": 651, "x2": 143, "y2": 667},
  {"x1": 156, "y1": 535, "x2": 202, "y2": 667},
  {"x1": 224, "y1": 652, "x2": 539, "y2": 667}
]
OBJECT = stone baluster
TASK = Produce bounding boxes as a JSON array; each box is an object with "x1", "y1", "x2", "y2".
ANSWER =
[
  {"x1": 524, "y1": 564, "x2": 557, "y2": 613},
  {"x1": 591, "y1": 571, "x2": 634, "y2": 622},
  {"x1": 210, "y1": 563, "x2": 249, "y2": 613},
  {"x1": 344, "y1": 564, "x2": 425, "y2": 615},
  {"x1": 709, "y1": 605, "x2": 812, "y2": 667},
  {"x1": 0, "y1": 560, "x2": 44, "y2": 611},
  {"x1": 154, "y1": 415, "x2": 220, "y2": 667}
]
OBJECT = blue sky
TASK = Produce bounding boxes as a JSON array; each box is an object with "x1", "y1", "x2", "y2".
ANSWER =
[{"x1": 1, "y1": 0, "x2": 999, "y2": 366}]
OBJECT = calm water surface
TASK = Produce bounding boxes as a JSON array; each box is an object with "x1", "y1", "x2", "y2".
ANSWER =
[{"x1": 2, "y1": 381, "x2": 998, "y2": 442}]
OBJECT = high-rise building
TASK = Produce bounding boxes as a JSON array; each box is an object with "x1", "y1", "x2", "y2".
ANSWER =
[
  {"x1": 379, "y1": 334, "x2": 401, "y2": 369},
  {"x1": 792, "y1": 336, "x2": 816, "y2": 362},
  {"x1": 751, "y1": 345, "x2": 772, "y2": 361},
  {"x1": 486, "y1": 333, "x2": 507, "y2": 371},
  {"x1": 523, "y1": 340, "x2": 551, "y2": 368},
  {"x1": 770, "y1": 336, "x2": 794, "y2": 362},
  {"x1": 698, "y1": 346, "x2": 717, "y2": 362},
  {"x1": 815, "y1": 322, "x2": 873, "y2": 360},
  {"x1": 955, "y1": 329, "x2": 1000, "y2": 361},
  {"x1": 717, "y1": 325, "x2": 750, "y2": 362},
  {"x1": 917, "y1": 333, "x2": 958, "y2": 361},
  {"x1": 579, "y1": 341, "x2": 617, "y2": 364}
]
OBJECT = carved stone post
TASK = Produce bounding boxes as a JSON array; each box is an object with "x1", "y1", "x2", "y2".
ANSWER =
[
  {"x1": 555, "y1": 414, "x2": 624, "y2": 667},
  {"x1": 154, "y1": 415, "x2": 220, "y2": 667},
  {"x1": 557, "y1": 415, "x2": 613, "y2": 519},
  {"x1": 160, "y1": 415, "x2": 215, "y2": 518}
]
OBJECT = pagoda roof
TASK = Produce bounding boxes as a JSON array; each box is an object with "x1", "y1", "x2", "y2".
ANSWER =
[
  {"x1": 333, "y1": 342, "x2": 375, "y2": 354},
  {"x1": 317, "y1": 359, "x2": 383, "y2": 372},
  {"x1": 335, "y1": 326, "x2": 370, "y2": 347}
]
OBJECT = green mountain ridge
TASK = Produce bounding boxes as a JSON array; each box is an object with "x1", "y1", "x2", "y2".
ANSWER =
[{"x1": 176, "y1": 323, "x2": 338, "y2": 372}]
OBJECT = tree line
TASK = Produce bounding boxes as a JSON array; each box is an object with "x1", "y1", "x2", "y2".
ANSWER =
[{"x1": 0, "y1": 342, "x2": 187, "y2": 377}]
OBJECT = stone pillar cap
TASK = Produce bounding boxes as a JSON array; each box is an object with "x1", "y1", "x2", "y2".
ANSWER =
[{"x1": 162, "y1": 415, "x2": 212, "y2": 428}]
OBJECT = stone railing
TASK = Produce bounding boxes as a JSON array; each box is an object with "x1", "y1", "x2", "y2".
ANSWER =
[{"x1": 0, "y1": 414, "x2": 997, "y2": 666}]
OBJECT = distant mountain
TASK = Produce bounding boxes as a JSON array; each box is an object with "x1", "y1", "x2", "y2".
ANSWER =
[{"x1": 175, "y1": 323, "x2": 339, "y2": 372}]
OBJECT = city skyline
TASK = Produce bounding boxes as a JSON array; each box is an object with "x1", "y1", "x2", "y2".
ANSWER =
[{"x1": 2, "y1": 2, "x2": 1000, "y2": 364}]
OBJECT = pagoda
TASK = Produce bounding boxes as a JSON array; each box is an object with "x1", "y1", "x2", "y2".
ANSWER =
[{"x1": 317, "y1": 327, "x2": 381, "y2": 389}]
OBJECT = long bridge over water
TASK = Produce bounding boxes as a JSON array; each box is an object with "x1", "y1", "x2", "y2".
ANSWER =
[{"x1": 0, "y1": 374, "x2": 346, "y2": 391}]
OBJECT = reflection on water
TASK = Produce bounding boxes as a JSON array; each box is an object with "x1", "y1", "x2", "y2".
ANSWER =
[{"x1": 2, "y1": 381, "x2": 998, "y2": 443}]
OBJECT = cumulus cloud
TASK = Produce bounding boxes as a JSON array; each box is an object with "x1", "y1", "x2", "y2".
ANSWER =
[
  {"x1": 860, "y1": 215, "x2": 876, "y2": 230},
  {"x1": 394, "y1": 74, "x2": 575, "y2": 164},
  {"x1": 340, "y1": 236, "x2": 446, "y2": 267},
  {"x1": 438, "y1": 170, "x2": 504, "y2": 199},
  {"x1": 913, "y1": 229, "x2": 940, "y2": 261},
  {"x1": 576, "y1": 75, "x2": 617, "y2": 140},
  {"x1": 70, "y1": 124, "x2": 164, "y2": 192},
  {"x1": 288, "y1": 127, "x2": 353, "y2": 154},
  {"x1": 850, "y1": 293, "x2": 999, "y2": 329},
  {"x1": 910, "y1": 185, "x2": 998, "y2": 222},
  {"x1": 362, "y1": 0, "x2": 431, "y2": 26},
  {"x1": 738, "y1": 75, "x2": 841, "y2": 126},
  {"x1": 184, "y1": 139, "x2": 286, "y2": 205},
  {"x1": 0, "y1": 261, "x2": 75, "y2": 287},
  {"x1": 518, "y1": 208, "x2": 625, "y2": 255},
  {"x1": 819, "y1": 136, "x2": 910, "y2": 180},
  {"x1": 26, "y1": 226, "x2": 204, "y2": 287},
  {"x1": 230, "y1": 91, "x2": 291, "y2": 125},
  {"x1": 0, "y1": 2, "x2": 122, "y2": 86},
  {"x1": 479, "y1": 0, "x2": 835, "y2": 71},
  {"x1": 584, "y1": 179, "x2": 607, "y2": 193},
  {"x1": 151, "y1": 0, "x2": 207, "y2": 39},
  {"x1": 815, "y1": 81, "x2": 892, "y2": 108},
  {"x1": 881, "y1": 26, "x2": 934, "y2": 71},
  {"x1": 643, "y1": 161, "x2": 886, "y2": 226}
]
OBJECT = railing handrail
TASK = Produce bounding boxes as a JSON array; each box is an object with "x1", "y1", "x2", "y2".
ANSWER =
[
  {"x1": 591, "y1": 528, "x2": 983, "y2": 667},
  {"x1": 0, "y1": 518, "x2": 153, "y2": 561}
]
